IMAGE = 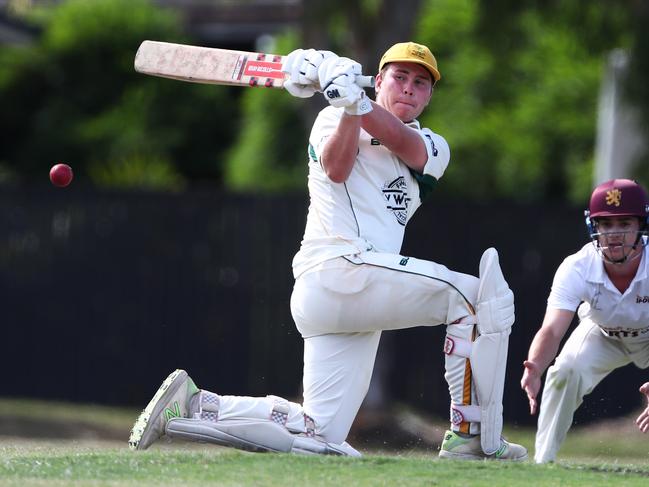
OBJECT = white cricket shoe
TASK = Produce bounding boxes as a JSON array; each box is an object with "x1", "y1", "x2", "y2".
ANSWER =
[
  {"x1": 438, "y1": 430, "x2": 528, "y2": 461},
  {"x1": 129, "y1": 369, "x2": 199, "y2": 450}
]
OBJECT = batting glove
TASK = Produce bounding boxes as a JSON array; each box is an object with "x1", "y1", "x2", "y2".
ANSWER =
[
  {"x1": 282, "y1": 48, "x2": 337, "y2": 98},
  {"x1": 317, "y1": 56, "x2": 362, "y2": 91},
  {"x1": 319, "y1": 57, "x2": 365, "y2": 108},
  {"x1": 344, "y1": 94, "x2": 373, "y2": 116}
]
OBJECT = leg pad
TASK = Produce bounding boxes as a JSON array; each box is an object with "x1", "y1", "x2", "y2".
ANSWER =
[
  {"x1": 167, "y1": 417, "x2": 295, "y2": 453},
  {"x1": 166, "y1": 417, "x2": 361, "y2": 457}
]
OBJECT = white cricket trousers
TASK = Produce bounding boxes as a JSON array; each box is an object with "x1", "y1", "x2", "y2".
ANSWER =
[
  {"x1": 213, "y1": 252, "x2": 481, "y2": 445},
  {"x1": 535, "y1": 317, "x2": 649, "y2": 463}
]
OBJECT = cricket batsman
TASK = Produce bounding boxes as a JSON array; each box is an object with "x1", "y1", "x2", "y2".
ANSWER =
[{"x1": 129, "y1": 41, "x2": 527, "y2": 460}]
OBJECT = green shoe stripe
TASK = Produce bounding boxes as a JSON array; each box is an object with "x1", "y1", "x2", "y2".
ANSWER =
[
  {"x1": 163, "y1": 401, "x2": 182, "y2": 421},
  {"x1": 494, "y1": 443, "x2": 507, "y2": 458}
]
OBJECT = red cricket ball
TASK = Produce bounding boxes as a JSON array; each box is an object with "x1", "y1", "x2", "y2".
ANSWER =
[{"x1": 50, "y1": 163, "x2": 73, "y2": 187}]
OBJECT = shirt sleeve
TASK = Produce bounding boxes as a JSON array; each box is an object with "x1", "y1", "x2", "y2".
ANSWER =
[
  {"x1": 418, "y1": 128, "x2": 450, "y2": 180},
  {"x1": 547, "y1": 258, "x2": 585, "y2": 311}
]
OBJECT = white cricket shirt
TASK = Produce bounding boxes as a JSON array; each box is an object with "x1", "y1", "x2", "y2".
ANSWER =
[
  {"x1": 547, "y1": 240, "x2": 649, "y2": 339},
  {"x1": 292, "y1": 106, "x2": 450, "y2": 278}
]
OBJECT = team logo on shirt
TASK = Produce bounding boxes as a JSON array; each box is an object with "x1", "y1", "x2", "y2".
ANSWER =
[
  {"x1": 600, "y1": 326, "x2": 648, "y2": 338},
  {"x1": 637, "y1": 295, "x2": 649, "y2": 303},
  {"x1": 382, "y1": 176, "x2": 410, "y2": 226},
  {"x1": 424, "y1": 134, "x2": 438, "y2": 156}
]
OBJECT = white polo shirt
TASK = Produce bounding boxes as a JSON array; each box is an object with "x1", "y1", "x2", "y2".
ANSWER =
[
  {"x1": 547, "y1": 240, "x2": 649, "y2": 339},
  {"x1": 292, "y1": 106, "x2": 450, "y2": 278}
]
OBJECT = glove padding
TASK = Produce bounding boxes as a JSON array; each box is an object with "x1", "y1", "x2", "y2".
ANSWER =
[
  {"x1": 282, "y1": 48, "x2": 337, "y2": 98},
  {"x1": 317, "y1": 56, "x2": 362, "y2": 90},
  {"x1": 344, "y1": 95, "x2": 373, "y2": 116},
  {"x1": 319, "y1": 57, "x2": 365, "y2": 108}
]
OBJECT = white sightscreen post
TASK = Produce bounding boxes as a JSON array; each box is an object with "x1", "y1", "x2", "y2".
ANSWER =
[{"x1": 594, "y1": 49, "x2": 646, "y2": 185}]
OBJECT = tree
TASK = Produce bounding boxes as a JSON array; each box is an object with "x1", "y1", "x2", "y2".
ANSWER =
[
  {"x1": 625, "y1": 0, "x2": 649, "y2": 189},
  {"x1": 0, "y1": 0, "x2": 240, "y2": 189},
  {"x1": 226, "y1": 0, "x2": 640, "y2": 203},
  {"x1": 415, "y1": 0, "x2": 635, "y2": 202},
  {"x1": 224, "y1": 0, "x2": 423, "y2": 193}
]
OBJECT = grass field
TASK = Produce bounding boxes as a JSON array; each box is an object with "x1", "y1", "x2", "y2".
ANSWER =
[{"x1": 1, "y1": 399, "x2": 649, "y2": 486}]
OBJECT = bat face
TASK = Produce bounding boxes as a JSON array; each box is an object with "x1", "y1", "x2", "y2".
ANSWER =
[{"x1": 134, "y1": 41, "x2": 288, "y2": 88}]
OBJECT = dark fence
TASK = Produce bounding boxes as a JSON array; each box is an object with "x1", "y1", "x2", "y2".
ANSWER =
[{"x1": 1, "y1": 186, "x2": 646, "y2": 426}]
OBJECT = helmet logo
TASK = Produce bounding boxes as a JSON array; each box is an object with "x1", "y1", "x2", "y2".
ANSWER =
[
  {"x1": 605, "y1": 189, "x2": 622, "y2": 207},
  {"x1": 409, "y1": 45, "x2": 426, "y2": 60}
]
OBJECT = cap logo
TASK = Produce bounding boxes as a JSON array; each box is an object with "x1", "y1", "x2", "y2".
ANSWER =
[
  {"x1": 409, "y1": 45, "x2": 427, "y2": 60},
  {"x1": 605, "y1": 189, "x2": 622, "y2": 207}
]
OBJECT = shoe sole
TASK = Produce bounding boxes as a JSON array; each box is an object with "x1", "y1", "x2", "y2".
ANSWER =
[
  {"x1": 439, "y1": 450, "x2": 528, "y2": 462},
  {"x1": 128, "y1": 369, "x2": 189, "y2": 451}
]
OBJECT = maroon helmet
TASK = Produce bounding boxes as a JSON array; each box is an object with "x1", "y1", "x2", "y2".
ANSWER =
[
  {"x1": 588, "y1": 179, "x2": 649, "y2": 219},
  {"x1": 585, "y1": 179, "x2": 649, "y2": 263}
]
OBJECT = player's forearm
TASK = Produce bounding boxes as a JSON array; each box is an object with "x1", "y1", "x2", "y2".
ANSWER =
[
  {"x1": 361, "y1": 102, "x2": 427, "y2": 172},
  {"x1": 526, "y1": 327, "x2": 563, "y2": 375},
  {"x1": 526, "y1": 308, "x2": 574, "y2": 376},
  {"x1": 321, "y1": 114, "x2": 362, "y2": 183}
]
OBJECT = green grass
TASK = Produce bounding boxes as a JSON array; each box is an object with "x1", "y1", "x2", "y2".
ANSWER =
[
  {"x1": 2, "y1": 442, "x2": 649, "y2": 487},
  {"x1": 1, "y1": 399, "x2": 649, "y2": 486},
  {"x1": 503, "y1": 419, "x2": 649, "y2": 461}
]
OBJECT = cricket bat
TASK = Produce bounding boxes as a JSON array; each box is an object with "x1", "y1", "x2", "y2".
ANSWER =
[{"x1": 134, "y1": 40, "x2": 375, "y2": 89}]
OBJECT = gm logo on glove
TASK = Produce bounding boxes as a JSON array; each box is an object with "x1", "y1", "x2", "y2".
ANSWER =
[{"x1": 326, "y1": 88, "x2": 341, "y2": 99}]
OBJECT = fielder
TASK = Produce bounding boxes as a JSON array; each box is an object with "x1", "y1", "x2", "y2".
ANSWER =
[
  {"x1": 521, "y1": 179, "x2": 649, "y2": 463},
  {"x1": 129, "y1": 42, "x2": 526, "y2": 460}
]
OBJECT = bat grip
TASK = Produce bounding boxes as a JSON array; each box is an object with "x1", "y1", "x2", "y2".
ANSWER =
[{"x1": 355, "y1": 75, "x2": 375, "y2": 88}]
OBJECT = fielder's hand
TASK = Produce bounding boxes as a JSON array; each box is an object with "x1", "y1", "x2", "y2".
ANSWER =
[
  {"x1": 282, "y1": 48, "x2": 337, "y2": 98},
  {"x1": 636, "y1": 382, "x2": 649, "y2": 432},
  {"x1": 520, "y1": 360, "x2": 542, "y2": 415}
]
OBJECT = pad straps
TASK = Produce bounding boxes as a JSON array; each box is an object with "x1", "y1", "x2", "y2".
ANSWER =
[
  {"x1": 450, "y1": 404, "x2": 481, "y2": 424},
  {"x1": 268, "y1": 395, "x2": 289, "y2": 426},
  {"x1": 443, "y1": 335, "x2": 472, "y2": 358},
  {"x1": 193, "y1": 390, "x2": 220, "y2": 422}
]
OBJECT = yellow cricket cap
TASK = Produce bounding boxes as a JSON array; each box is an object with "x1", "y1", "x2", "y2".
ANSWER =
[{"x1": 378, "y1": 42, "x2": 440, "y2": 82}]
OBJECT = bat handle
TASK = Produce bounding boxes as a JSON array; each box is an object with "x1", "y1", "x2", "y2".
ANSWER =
[{"x1": 355, "y1": 75, "x2": 375, "y2": 88}]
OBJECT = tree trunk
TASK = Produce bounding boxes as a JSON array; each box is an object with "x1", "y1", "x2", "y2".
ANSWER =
[{"x1": 298, "y1": 0, "x2": 423, "y2": 132}]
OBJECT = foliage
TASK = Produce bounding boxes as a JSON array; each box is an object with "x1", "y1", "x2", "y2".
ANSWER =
[
  {"x1": 224, "y1": 33, "x2": 311, "y2": 193},
  {"x1": 87, "y1": 153, "x2": 184, "y2": 191},
  {"x1": 225, "y1": 0, "x2": 639, "y2": 202},
  {"x1": 0, "y1": 0, "x2": 645, "y2": 200},
  {"x1": 624, "y1": 1, "x2": 649, "y2": 191},
  {"x1": 415, "y1": 0, "x2": 635, "y2": 203},
  {"x1": 0, "y1": 0, "x2": 239, "y2": 190},
  {"x1": 224, "y1": 0, "x2": 424, "y2": 194}
]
